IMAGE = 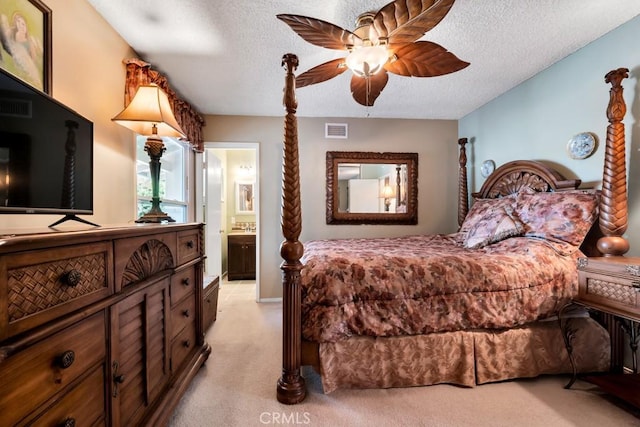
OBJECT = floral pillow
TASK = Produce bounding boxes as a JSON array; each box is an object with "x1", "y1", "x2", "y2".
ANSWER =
[
  {"x1": 515, "y1": 190, "x2": 599, "y2": 247},
  {"x1": 459, "y1": 194, "x2": 517, "y2": 236},
  {"x1": 458, "y1": 195, "x2": 523, "y2": 248},
  {"x1": 463, "y1": 205, "x2": 525, "y2": 249}
]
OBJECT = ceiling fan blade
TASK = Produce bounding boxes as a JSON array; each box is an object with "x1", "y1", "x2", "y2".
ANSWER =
[
  {"x1": 385, "y1": 41, "x2": 469, "y2": 77},
  {"x1": 350, "y1": 70, "x2": 389, "y2": 106},
  {"x1": 296, "y1": 58, "x2": 349, "y2": 88},
  {"x1": 370, "y1": 0, "x2": 456, "y2": 45},
  {"x1": 277, "y1": 14, "x2": 361, "y2": 50}
]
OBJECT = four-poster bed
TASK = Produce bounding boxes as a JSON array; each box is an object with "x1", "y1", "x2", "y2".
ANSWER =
[{"x1": 276, "y1": 55, "x2": 630, "y2": 404}]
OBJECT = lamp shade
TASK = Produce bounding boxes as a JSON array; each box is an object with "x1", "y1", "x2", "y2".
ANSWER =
[
  {"x1": 380, "y1": 185, "x2": 395, "y2": 198},
  {"x1": 112, "y1": 84, "x2": 185, "y2": 138}
]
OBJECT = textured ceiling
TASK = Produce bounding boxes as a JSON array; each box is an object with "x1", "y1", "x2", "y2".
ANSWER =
[{"x1": 86, "y1": 0, "x2": 640, "y2": 119}]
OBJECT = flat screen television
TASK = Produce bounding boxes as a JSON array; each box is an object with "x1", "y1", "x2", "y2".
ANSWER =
[{"x1": 0, "y1": 67, "x2": 96, "y2": 227}]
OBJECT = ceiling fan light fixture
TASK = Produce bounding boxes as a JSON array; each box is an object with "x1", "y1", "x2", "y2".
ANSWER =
[
  {"x1": 277, "y1": 0, "x2": 469, "y2": 105},
  {"x1": 346, "y1": 45, "x2": 388, "y2": 78}
]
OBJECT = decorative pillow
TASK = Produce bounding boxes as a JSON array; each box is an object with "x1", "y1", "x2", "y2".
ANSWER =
[
  {"x1": 463, "y1": 205, "x2": 525, "y2": 249},
  {"x1": 515, "y1": 190, "x2": 599, "y2": 247},
  {"x1": 459, "y1": 194, "x2": 517, "y2": 236}
]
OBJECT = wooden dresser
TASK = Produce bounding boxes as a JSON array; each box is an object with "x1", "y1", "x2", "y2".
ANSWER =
[{"x1": 0, "y1": 223, "x2": 211, "y2": 426}]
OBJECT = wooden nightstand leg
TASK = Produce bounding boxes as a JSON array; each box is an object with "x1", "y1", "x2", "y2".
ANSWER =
[{"x1": 558, "y1": 303, "x2": 579, "y2": 389}]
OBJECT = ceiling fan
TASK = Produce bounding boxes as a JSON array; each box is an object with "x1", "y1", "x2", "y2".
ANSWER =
[{"x1": 277, "y1": 0, "x2": 469, "y2": 107}]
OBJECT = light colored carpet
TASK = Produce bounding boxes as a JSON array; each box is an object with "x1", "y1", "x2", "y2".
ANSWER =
[{"x1": 169, "y1": 281, "x2": 640, "y2": 427}]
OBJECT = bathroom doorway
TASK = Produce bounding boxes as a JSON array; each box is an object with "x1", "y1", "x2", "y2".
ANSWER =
[{"x1": 203, "y1": 142, "x2": 260, "y2": 301}]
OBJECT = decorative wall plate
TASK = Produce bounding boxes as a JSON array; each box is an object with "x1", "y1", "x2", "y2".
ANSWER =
[
  {"x1": 567, "y1": 132, "x2": 597, "y2": 160},
  {"x1": 480, "y1": 160, "x2": 495, "y2": 178}
]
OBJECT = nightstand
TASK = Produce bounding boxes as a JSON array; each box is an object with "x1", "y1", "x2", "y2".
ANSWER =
[{"x1": 564, "y1": 256, "x2": 640, "y2": 408}]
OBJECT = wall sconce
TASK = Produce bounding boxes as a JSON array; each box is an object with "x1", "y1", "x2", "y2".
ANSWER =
[
  {"x1": 239, "y1": 165, "x2": 253, "y2": 176},
  {"x1": 112, "y1": 84, "x2": 185, "y2": 223}
]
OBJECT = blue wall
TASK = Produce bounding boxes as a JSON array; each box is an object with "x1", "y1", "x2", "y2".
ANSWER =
[{"x1": 460, "y1": 15, "x2": 640, "y2": 256}]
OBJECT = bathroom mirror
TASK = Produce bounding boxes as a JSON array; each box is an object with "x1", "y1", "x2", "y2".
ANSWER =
[
  {"x1": 326, "y1": 151, "x2": 418, "y2": 224},
  {"x1": 235, "y1": 181, "x2": 255, "y2": 214}
]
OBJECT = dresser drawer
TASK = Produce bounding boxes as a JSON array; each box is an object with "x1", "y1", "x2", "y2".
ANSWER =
[
  {"x1": 0, "y1": 312, "x2": 106, "y2": 426},
  {"x1": 1, "y1": 242, "x2": 113, "y2": 339},
  {"x1": 171, "y1": 266, "x2": 195, "y2": 306},
  {"x1": 172, "y1": 292, "x2": 196, "y2": 340},
  {"x1": 577, "y1": 257, "x2": 640, "y2": 321},
  {"x1": 171, "y1": 318, "x2": 196, "y2": 373},
  {"x1": 29, "y1": 365, "x2": 105, "y2": 427},
  {"x1": 176, "y1": 229, "x2": 201, "y2": 265}
]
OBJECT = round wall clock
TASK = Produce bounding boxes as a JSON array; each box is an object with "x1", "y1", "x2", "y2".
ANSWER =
[
  {"x1": 567, "y1": 132, "x2": 597, "y2": 160},
  {"x1": 480, "y1": 160, "x2": 495, "y2": 178}
]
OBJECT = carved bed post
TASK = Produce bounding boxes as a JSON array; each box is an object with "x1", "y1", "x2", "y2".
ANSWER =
[
  {"x1": 458, "y1": 138, "x2": 469, "y2": 227},
  {"x1": 277, "y1": 53, "x2": 306, "y2": 404},
  {"x1": 597, "y1": 68, "x2": 629, "y2": 256}
]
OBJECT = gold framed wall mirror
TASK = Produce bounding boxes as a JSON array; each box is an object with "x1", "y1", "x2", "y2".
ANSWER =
[{"x1": 326, "y1": 151, "x2": 418, "y2": 225}]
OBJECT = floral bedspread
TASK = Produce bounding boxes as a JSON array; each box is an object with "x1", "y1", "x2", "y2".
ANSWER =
[{"x1": 300, "y1": 234, "x2": 581, "y2": 343}]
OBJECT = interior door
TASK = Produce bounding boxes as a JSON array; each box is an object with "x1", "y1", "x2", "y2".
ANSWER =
[
  {"x1": 205, "y1": 150, "x2": 223, "y2": 279},
  {"x1": 348, "y1": 179, "x2": 379, "y2": 212}
]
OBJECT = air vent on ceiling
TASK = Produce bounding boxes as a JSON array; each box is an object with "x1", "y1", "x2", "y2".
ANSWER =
[
  {"x1": 325, "y1": 123, "x2": 348, "y2": 139},
  {"x1": 0, "y1": 98, "x2": 32, "y2": 118}
]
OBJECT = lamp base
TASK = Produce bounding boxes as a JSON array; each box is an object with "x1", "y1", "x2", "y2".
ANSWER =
[{"x1": 136, "y1": 211, "x2": 175, "y2": 223}]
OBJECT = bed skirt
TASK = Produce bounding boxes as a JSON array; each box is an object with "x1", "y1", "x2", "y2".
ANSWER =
[{"x1": 314, "y1": 317, "x2": 610, "y2": 393}]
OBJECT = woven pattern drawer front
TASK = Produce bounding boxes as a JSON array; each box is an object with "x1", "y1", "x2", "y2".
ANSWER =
[
  {"x1": 586, "y1": 278, "x2": 636, "y2": 305},
  {"x1": 3, "y1": 242, "x2": 113, "y2": 338},
  {"x1": 577, "y1": 257, "x2": 640, "y2": 321}
]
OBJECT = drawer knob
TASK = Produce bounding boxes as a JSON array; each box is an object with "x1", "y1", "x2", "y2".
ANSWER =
[
  {"x1": 186, "y1": 240, "x2": 194, "y2": 249},
  {"x1": 61, "y1": 270, "x2": 82, "y2": 287},
  {"x1": 59, "y1": 418, "x2": 76, "y2": 427},
  {"x1": 183, "y1": 339, "x2": 191, "y2": 348},
  {"x1": 182, "y1": 277, "x2": 190, "y2": 287},
  {"x1": 56, "y1": 350, "x2": 75, "y2": 369},
  {"x1": 183, "y1": 309, "x2": 190, "y2": 318}
]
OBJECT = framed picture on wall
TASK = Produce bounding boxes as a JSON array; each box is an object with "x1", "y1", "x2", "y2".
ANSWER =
[
  {"x1": 235, "y1": 181, "x2": 255, "y2": 214},
  {"x1": 0, "y1": 0, "x2": 52, "y2": 93}
]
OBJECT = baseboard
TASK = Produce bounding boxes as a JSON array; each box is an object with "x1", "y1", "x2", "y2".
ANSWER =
[{"x1": 259, "y1": 297, "x2": 282, "y2": 303}]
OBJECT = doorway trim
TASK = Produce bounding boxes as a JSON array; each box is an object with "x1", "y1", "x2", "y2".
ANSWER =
[{"x1": 204, "y1": 141, "x2": 260, "y2": 302}]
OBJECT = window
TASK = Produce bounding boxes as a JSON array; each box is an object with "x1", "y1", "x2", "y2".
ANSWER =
[{"x1": 136, "y1": 136, "x2": 189, "y2": 222}]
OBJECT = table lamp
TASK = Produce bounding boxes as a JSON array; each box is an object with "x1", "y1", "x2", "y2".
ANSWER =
[{"x1": 112, "y1": 84, "x2": 185, "y2": 223}]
